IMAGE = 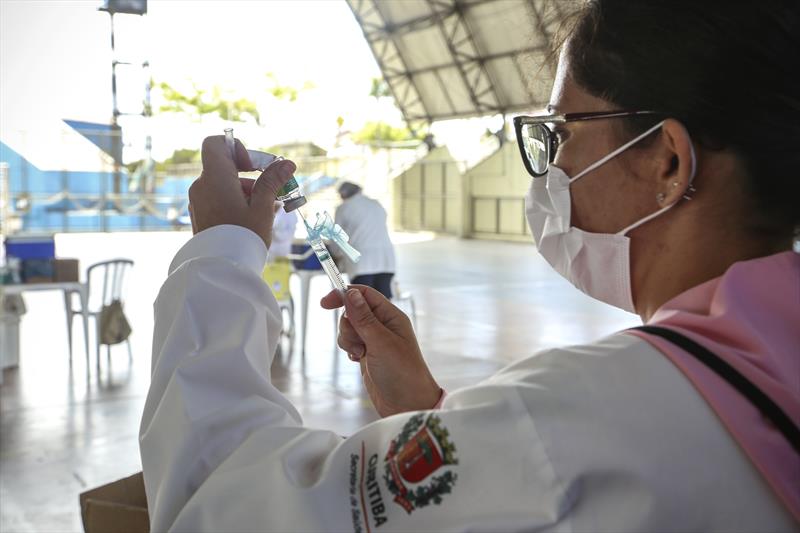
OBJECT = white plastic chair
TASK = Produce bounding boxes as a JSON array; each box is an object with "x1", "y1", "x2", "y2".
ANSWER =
[
  {"x1": 391, "y1": 279, "x2": 417, "y2": 330},
  {"x1": 67, "y1": 259, "x2": 134, "y2": 365},
  {"x1": 287, "y1": 246, "x2": 340, "y2": 355}
]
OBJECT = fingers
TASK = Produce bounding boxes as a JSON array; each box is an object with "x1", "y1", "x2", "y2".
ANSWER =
[
  {"x1": 343, "y1": 287, "x2": 391, "y2": 344},
  {"x1": 338, "y1": 316, "x2": 366, "y2": 360},
  {"x1": 250, "y1": 159, "x2": 297, "y2": 211},
  {"x1": 239, "y1": 178, "x2": 255, "y2": 201},
  {"x1": 188, "y1": 202, "x2": 197, "y2": 234},
  {"x1": 233, "y1": 139, "x2": 253, "y2": 171},
  {"x1": 201, "y1": 136, "x2": 238, "y2": 180},
  {"x1": 320, "y1": 289, "x2": 345, "y2": 309},
  {"x1": 346, "y1": 284, "x2": 407, "y2": 328}
]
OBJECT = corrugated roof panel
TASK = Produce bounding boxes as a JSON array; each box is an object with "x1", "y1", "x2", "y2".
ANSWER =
[
  {"x1": 396, "y1": 26, "x2": 451, "y2": 70},
  {"x1": 347, "y1": 0, "x2": 575, "y2": 123},
  {"x1": 465, "y1": 1, "x2": 548, "y2": 56},
  {"x1": 485, "y1": 57, "x2": 532, "y2": 110},
  {"x1": 376, "y1": 0, "x2": 432, "y2": 26},
  {"x1": 412, "y1": 69, "x2": 463, "y2": 117}
]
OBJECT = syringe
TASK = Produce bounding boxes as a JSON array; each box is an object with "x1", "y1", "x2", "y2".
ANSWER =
[
  {"x1": 302, "y1": 212, "x2": 360, "y2": 293},
  {"x1": 308, "y1": 237, "x2": 347, "y2": 292}
]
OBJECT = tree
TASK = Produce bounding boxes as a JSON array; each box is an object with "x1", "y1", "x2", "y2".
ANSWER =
[
  {"x1": 155, "y1": 73, "x2": 314, "y2": 125},
  {"x1": 265, "y1": 73, "x2": 315, "y2": 102},
  {"x1": 369, "y1": 76, "x2": 392, "y2": 100},
  {"x1": 352, "y1": 78, "x2": 425, "y2": 145},
  {"x1": 132, "y1": 74, "x2": 313, "y2": 181},
  {"x1": 157, "y1": 81, "x2": 262, "y2": 124}
]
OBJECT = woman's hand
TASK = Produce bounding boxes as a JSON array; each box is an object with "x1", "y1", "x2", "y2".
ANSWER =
[
  {"x1": 188, "y1": 135, "x2": 297, "y2": 248},
  {"x1": 321, "y1": 286, "x2": 442, "y2": 417}
]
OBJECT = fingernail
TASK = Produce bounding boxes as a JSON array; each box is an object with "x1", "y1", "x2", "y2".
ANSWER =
[
  {"x1": 347, "y1": 289, "x2": 365, "y2": 306},
  {"x1": 348, "y1": 346, "x2": 365, "y2": 361},
  {"x1": 279, "y1": 161, "x2": 296, "y2": 179}
]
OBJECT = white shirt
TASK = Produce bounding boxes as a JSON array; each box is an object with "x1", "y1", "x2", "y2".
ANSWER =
[
  {"x1": 139, "y1": 226, "x2": 794, "y2": 532},
  {"x1": 267, "y1": 207, "x2": 297, "y2": 260},
  {"x1": 334, "y1": 193, "x2": 396, "y2": 278}
]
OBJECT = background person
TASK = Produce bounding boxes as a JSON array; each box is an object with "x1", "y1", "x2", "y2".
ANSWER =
[
  {"x1": 267, "y1": 205, "x2": 297, "y2": 262},
  {"x1": 333, "y1": 181, "x2": 395, "y2": 299}
]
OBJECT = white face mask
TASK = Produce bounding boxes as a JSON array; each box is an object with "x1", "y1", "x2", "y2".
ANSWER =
[{"x1": 525, "y1": 121, "x2": 696, "y2": 313}]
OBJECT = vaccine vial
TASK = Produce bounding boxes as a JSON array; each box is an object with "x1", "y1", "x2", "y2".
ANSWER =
[
  {"x1": 276, "y1": 177, "x2": 307, "y2": 212},
  {"x1": 224, "y1": 128, "x2": 307, "y2": 212}
]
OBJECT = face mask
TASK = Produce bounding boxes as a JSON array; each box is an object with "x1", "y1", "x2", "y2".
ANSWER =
[{"x1": 525, "y1": 121, "x2": 696, "y2": 313}]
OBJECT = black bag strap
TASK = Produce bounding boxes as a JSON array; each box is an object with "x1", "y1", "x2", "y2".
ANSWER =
[{"x1": 632, "y1": 325, "x2": 800, "y2": 454}]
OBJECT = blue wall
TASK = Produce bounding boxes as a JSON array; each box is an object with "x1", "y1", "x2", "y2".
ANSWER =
[
  {"x1": 1, "y1": 141, "x2": 336, "y2": 234},
  {"x1": 1, "y1": 141, "x2": 180, "y2": 233}
]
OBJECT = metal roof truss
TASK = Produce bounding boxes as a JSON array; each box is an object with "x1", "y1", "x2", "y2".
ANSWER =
[{"x1": 347, "y1": 0, "x2": 569, "y2": 129}]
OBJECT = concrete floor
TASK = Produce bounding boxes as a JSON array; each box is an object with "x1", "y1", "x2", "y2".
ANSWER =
[{"x1": 0, "y1": 232, "x2": 640, "y2": 533}]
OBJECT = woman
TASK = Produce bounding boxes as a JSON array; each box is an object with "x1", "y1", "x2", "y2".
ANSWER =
[{"x1": 141, "y1": 1, "x2": 798, "y2": 531}]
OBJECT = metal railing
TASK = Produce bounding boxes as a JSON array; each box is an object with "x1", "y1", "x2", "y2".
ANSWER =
[{"x1": 1, "y1": 128, "x2": 427, "y2": 235}]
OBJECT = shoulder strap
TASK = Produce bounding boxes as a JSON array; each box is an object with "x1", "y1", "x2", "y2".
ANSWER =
[{"x1": 632, "y1": 325, "x2": 800, "y2": 454}]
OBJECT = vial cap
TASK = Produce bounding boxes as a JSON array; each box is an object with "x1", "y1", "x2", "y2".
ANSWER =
[{"x1": 282, "y1": 196, "x2": 307, "y2": 212}]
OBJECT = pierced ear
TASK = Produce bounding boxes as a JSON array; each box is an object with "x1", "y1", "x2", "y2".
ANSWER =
[
  {"x1": 669, "y1": 155, "x2": 679, "y2": 175},
  {"x1": 657, "y1": 119, "x2": 696, "y2": 205}
]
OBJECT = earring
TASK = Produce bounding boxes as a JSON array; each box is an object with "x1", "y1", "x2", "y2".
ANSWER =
[
  {"x1": 656, "y1": 192, "x2": 666, "y2": 203},
  {"x1": 672, "y1": 181, "x2": 679, "y2": 187}
]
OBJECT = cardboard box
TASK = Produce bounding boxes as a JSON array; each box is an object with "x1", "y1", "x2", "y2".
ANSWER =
[
  {"x1": 54, "y1": 258, "x2": 80, "y2": 282},
  {"x1": 21, "y1": 258, "x2": 54, "y2": 283},
  {"x1": 79, "y1": 472, "x2": 150, "y2": 533}
]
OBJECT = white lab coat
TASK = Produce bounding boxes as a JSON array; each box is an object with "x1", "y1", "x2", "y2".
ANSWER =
[
  {"x1": 334, "y1": 193, "x2": 395, "y2": 278},
  {"x1": 139, "y1": 225, "x2": 794, "y2": 532}
]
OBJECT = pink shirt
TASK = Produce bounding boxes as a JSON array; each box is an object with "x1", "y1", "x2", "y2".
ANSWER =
[{"x1": 628, "y1": 251, "x2": 800, "y2": 523}]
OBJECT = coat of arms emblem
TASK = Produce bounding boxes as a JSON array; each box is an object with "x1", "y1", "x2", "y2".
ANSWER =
[{"x1": 384, "y1": 413, "x2": 458, "y2": 513}]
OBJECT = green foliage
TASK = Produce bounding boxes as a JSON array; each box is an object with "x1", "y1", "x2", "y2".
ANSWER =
[
  {"x1": 157, "y1": 81, "x2": 261, "y2": 124},
  {"x1": 155, "y1": 74, "x2": 313, "y2": 124},
  {"x1": 369, "y1": 77, "x2": 392, "y2": 99},
  {"x1": 126, "y1": 147, "x2": 200, "y2": 175},
  {"x1": 406, "y1": 471, "x2": 458, "y2": 508},
  {"x1": 352, "y1": 121, "x2": 425, "y2": 144},
  {"x1": 161, "y1": 148, "x2": 200, "y2": 166},
  {"x1": 265, "y1": 73, "x2": 315, "y2": 102}
]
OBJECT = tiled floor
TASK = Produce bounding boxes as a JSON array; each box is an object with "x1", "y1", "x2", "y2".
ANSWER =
[{"x1": 0, "y1": 231, "x2": 640, "y2": 532}]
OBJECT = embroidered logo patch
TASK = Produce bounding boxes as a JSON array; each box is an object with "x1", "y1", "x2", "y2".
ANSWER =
[{"x1": 384, "y1": 413, "x2": 458, "y2": 513}]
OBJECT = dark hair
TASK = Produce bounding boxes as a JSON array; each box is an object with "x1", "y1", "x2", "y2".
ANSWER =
[
  {"x1": 338, "y1": 182, "x2": 362, "y2": 199},
  {"x1": 565, "y1": 0, "x2": 800, "y2": 239}
]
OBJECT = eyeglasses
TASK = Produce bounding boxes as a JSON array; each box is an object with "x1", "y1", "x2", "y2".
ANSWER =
[{"x1": 513, "y1": 110, "x2": 661, "y2": 178}]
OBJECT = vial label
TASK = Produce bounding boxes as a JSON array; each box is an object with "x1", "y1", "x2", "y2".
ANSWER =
[{"x1": 277, "y1": 177, "x2": 299, "y2": 198}]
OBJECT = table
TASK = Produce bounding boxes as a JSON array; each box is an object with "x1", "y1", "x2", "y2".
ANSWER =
[{"x1": 0, "y1": 282, "x2": 90, "y2": 383}]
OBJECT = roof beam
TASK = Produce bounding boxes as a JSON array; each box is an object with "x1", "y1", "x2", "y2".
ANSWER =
[
  {"x1": 404, "y1": 98, "x2": 547, "y2": 122},
  {"x1": 428, "y1": 0, "x2": 505, "y2": 115},
  {"x1": 348, "y1": 0, "x2": 560, "y2": 125},
  {"x1": 362, "y1": 6, "x2": 456, "y2": 39},
  {"x1": 360, "y1": 0, "x2": 496, "y2": 40},
  {"x1": 347, "y1": 0, "x2": 432, "y2": 133},
  {"x1": 380, "y1": 46, "x2": 547, "y2": 80}
]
